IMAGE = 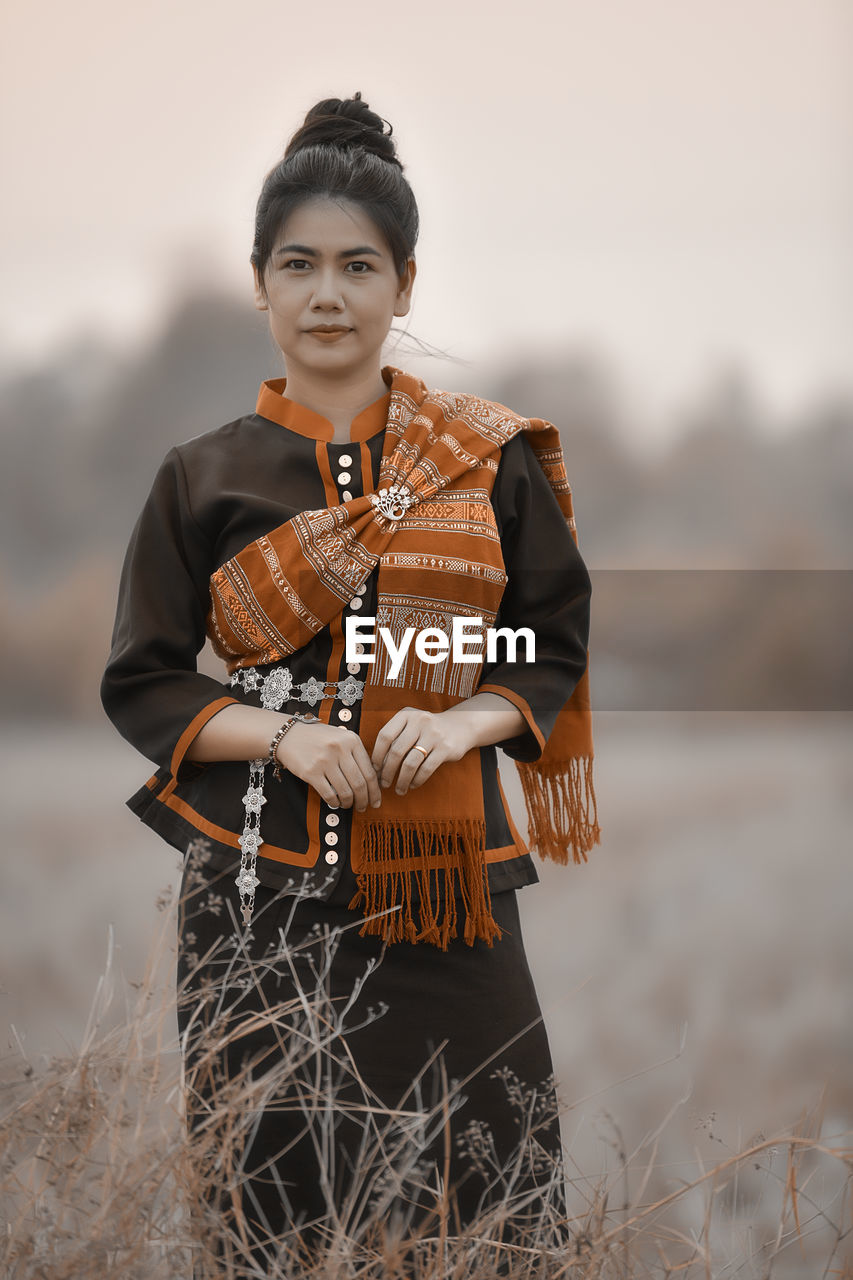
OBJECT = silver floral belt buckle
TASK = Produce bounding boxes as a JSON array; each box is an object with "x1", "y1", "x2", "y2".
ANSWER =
[{"x1": 230, "y1": 665, "x2": 364, "y2": 709}]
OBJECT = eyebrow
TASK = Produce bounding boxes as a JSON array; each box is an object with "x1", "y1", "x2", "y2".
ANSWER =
[{"x1": 274, "y1": 244, "x2": 383, "y2": 259}]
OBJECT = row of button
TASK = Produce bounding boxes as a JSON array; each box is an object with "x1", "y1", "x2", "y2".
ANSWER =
[
  {"x1": 341, "y1": 451, "x2": 367, "y2": 626},
  {"x1": 336, "y1": 450, "x2": 354, "y2": 501},
  {"x1": 324, "y1": 449, "x2": 360, "y2": 863},
  {"x1": 324, "y1": 784, "x2": 341, "y2": 860},
  {"x1": 334, "y1": 597, "x2": 366, "y2": 727}
]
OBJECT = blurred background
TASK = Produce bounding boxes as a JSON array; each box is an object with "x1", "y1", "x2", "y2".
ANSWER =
[{"x1": 2, "y1": 0, "x2": 851, "y2": 1264}]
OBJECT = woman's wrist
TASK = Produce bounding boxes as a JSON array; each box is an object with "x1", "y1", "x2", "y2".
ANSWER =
[
  {"x1": 185, "y1": 703, "x2": 299, "y2": 764},
  {"x1": 268, "y1": 715, "x2": 297, "y2": 779},
  {"x1": 438, "y1": 692, "x2": 527, "y2": 752},
  {"x1": 270, "y1": 711, "x2": 319, "y2": 779}
]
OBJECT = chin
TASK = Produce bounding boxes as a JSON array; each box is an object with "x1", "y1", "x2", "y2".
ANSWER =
[{"x1": 298, "y1": 353, "x2": 363, "y2": 379}]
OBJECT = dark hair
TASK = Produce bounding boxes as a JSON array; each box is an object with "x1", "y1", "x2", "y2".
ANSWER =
[{"x1": 251, "y1": 92, "x2": 419, "y2": 295}]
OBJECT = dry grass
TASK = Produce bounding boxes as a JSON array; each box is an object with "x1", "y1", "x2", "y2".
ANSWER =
[{"x1": 2, "y1": 844, "x2": 851, "y2": 1280}]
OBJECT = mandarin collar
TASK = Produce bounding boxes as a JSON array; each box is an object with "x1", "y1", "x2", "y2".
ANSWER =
[{"x1": 255, "y1": 365, "x2": 396, "y2": 443}]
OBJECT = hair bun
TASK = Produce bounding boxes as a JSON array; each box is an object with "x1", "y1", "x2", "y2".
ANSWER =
[{"x1": 283, "y1": 91, "x2": 401, "y2": 167}]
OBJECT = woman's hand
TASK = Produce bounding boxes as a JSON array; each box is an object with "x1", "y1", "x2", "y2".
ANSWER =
[
  {"x1": 276, "y1": 720, "x2": 383, "y2": 811},
  {"x1": 371, "y1": 708, "x2": 474, "y2": 796}
]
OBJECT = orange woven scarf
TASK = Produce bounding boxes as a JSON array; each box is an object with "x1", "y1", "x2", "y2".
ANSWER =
[{"x1": 207, "y1": 365, "x2": 599, "y2": 948}]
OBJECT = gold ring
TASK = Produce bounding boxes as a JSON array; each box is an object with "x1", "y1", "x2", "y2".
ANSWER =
[{"x1": 411, "y1": 745, "x2": 429, "y2": 758}]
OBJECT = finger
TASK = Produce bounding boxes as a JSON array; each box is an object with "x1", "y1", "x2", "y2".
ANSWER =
[
  {"x1": 406, "y1": 746, "x2": 444, "y2": 790},
  {"x1": 376, "y1": 720, "x2": 425, "y2": 789},
  {"x1": 370, "y1": 710, "x2": 410, "y2": 774},
  {"x1": 313, "y1": 776, "x2": 340, "y2": 808},
  {"x1": 325, "y1": 764, "x2": 356, "y2": 809},
  {"x1": 336, "y1": 756, "x2": 372, "y2": 812},
  {"x1": 393, "y1": 744, "x2": 435, "y2": 795},
  {"x1": 350, "y1": 740, "x2": 383, "y2": 807}
]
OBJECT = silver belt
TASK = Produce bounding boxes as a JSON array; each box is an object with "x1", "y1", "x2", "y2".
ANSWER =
[
  {"x1": 230, "y1": 664, "x2": 365, "y2": 709},
  {"x1": 230, "y1": 664, "x2": 365, "y2": 925}
]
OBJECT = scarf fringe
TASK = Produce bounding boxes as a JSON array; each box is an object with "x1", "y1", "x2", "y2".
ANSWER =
[
  {"x1": 348, "y1": 817, "x2": 502, "y2": 950},
  {"x1": 516, "y1": 755, "x2": 601, "y2": 865}
]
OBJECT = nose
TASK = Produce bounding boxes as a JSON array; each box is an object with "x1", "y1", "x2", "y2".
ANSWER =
[{"x1": 310, "y1": 267, "x2": 345, "y2": 311}]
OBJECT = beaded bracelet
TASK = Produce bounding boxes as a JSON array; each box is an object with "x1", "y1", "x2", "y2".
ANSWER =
[{"x1": 268, "y1": 711, "x2": 319, "y2": 781}]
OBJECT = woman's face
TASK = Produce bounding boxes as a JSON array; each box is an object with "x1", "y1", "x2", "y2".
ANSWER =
[{"x1": 253, "y1": 195, "x2": 416, "y2": 379}]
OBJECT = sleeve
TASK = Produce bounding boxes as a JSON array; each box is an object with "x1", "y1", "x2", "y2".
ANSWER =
[
  {"x1": 475, "y1": 430, "x2": 592, "y2": 762},
  {"x1": 99, "y1": 445, "x2": 241, "y2": 780}
]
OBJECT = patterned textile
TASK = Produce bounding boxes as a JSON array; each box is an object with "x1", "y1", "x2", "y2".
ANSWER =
[{"x1": 207, "y1": 366, "x2": 599, "y2": 948}]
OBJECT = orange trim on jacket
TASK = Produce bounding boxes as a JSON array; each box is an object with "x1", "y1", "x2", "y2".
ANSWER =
[{"x1": 170, "y1": 695, "x2": 242, "y2": 779}]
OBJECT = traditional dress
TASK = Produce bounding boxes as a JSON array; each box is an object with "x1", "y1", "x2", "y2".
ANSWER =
[{"x1": 101, "y1": 365, "x2": 594, "y2": 1271}]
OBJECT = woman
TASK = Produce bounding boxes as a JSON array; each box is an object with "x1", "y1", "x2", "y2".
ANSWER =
[{"x1": 101, "y1": 93, "x2": 599, "y2": 1275}]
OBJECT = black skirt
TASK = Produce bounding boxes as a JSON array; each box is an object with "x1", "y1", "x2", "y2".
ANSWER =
[{"x1": 176, "y1": 846, "x2": 570, "y2": 1276}]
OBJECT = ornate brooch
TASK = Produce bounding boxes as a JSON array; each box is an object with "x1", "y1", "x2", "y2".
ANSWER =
[{"x1": 369, "y1": 484, "x2": 414, "y2": 523}]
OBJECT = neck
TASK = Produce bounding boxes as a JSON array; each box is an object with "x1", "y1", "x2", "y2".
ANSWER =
[{"x1": 280, "y1": 361, "x2": 389, "y2": 444}]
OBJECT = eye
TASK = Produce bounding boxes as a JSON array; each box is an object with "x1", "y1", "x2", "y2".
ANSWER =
[
  {"x1": 282, "y1": 258, "x2": 310, "y2": 270},
  {"x1": 346, "y1": 261, "x2": 373, "y2": 274}
]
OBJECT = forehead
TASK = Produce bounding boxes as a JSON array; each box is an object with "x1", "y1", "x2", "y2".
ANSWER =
[{"x1": 275, "y1": 196, "x2": 388, "y2": 251}]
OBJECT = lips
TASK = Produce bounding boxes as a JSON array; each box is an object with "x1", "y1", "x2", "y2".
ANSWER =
[
  {"x1": 307, "y1": 327, "x2": 352, "y2": 343},
  {"x1": 307, "y1": 326, "x2": 351, "y2": 334}
]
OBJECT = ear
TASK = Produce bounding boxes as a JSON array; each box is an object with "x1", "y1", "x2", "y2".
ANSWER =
[
  {"x1": 252, "y1": 261, "x2": 268, "y2": 310},
  {"x1": 393, "y1": 257, "x2": 417, "y2": 318}
]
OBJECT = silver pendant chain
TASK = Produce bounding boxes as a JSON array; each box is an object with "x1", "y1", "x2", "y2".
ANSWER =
[
  {"x1": 236, "y1": 757, "x2": 268, "y2": 926},
  {"x1": 230, "y1": 663, "x2": 365, "y2": 927},
  {"x1": 229, "y1": 665, "x2": 366, "y2": 926}
]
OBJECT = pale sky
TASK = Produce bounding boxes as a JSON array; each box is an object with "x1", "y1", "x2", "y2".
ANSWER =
[{"x1": 2, "y1": 0, "x2": 851, "y2": 442}]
